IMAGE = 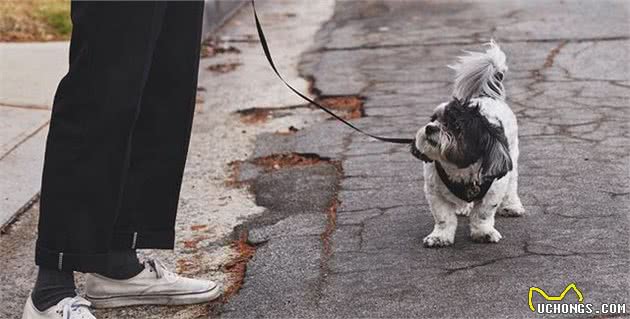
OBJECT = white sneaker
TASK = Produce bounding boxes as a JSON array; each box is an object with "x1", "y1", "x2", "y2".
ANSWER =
[
  {"x1": 22, "y1": 295, "x2": 95, "y2": 319},
  {"x1": 85, "y1": 259, "x2": 221, "y2": 308}
]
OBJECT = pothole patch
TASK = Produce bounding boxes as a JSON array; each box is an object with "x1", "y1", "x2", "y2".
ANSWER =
[
  {"x1": 251, "y1": 153, "x2": 331, "y2": 171},
  {"x1": 317, "y1": 95, "x2": 365, "y2": 120},
  {"x1": 236, "y1": 105, "x2": 309, "y2": 124},
  {"x1": 207, "y1": 62, "x2": 242, "y2": 73},
  {"x1": 227, "y1": 153, "x2": 332, "y2": 188},
  {"x1": 201, "y1": 39, "x2": 242, "y2": 58},
  {"x1": 220, "y1": 231, "x2": 256, "y2": 302},
  {"x1": 236, "y1": 108, "x2": 273, "y2": 124},
  {"x1": 235, "y1": 95, "x2": 364, "y2": 127}
]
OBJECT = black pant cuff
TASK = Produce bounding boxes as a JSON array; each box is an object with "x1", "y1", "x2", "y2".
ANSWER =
[
  {"x1": 35, "y1": 244, "x2": 110, "y2": 273},
  {"x1": 110, "y1": 229, "x2": 175, "y2": 250}
]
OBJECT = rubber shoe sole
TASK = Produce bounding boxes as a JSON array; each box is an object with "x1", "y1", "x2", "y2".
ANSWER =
[{"x1": 86, "y1": 285, "x2": 221, "y2": 308}]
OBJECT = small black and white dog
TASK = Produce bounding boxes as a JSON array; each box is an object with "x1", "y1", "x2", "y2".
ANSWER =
[{"x1": 411, "y1": 41, "x2": 524, "y2": 247}]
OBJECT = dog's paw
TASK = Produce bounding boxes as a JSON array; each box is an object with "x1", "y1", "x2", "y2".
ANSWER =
[
  {"x1": 423, "y1": 232, "x2": 454, "y2": 248},
  {"x1": 455, "y1": 204, "x2": 473, "y2": 217},
  {"x1": 470, "y1": 227, "x2": 502, "y2": 243},
  {"x1": 497, "y1": 204, "x2": 525, "y2": 217}
]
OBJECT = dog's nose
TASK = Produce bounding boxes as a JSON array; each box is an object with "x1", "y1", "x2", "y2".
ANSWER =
[{"x1": 425, "y1": 124, "x2": 439, "y2": 135}]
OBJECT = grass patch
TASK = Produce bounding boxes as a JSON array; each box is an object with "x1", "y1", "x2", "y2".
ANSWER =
[
  {"x1": 38, "y1": 2, "x2": 72, "y2": 36},
  {"x1": 0, "y1": 0, "x2": 71, "y2": 42}
]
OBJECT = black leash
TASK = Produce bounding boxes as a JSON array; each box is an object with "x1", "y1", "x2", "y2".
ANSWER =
[{"x1": 252, "y1": 1, "x2": 414, "y2": 145}]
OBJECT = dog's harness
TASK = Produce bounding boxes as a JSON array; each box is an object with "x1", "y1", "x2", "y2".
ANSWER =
[{"x1": 435, "y1": 162, "x2": 495, "y2": 202}]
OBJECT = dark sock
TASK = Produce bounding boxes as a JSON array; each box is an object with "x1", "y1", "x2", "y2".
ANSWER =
[
  {"x1": 31, "y1": 267, "x2": 76, "y2": 311},
  {"x1": 99, "y1": 249, "x2": 144, "y2": 280}
]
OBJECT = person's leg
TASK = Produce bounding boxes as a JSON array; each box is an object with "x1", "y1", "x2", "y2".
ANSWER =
[
  {"x1": 31, "y1": 268, "x2": 76, "y2": 311},
  {"x1": 96, "y1": 249, "x2": 144, "y2": 280},
  {"x1": 82, "y1": 3, "x2": 221, "y2": 308},
  {"x1": 95, "y1": 0, "x2": 205, "y2": 281},
  {"x1": 32, "y1": 1, "x2": 167, "y2": 311},
  {"x1": 111, "y1": 1, "x2": 204, "y2": 252}
]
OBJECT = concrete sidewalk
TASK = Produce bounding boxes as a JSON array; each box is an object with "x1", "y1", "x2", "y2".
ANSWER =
[{"x1": 0, "y1": 42, "x2": 68, "y2": 228}]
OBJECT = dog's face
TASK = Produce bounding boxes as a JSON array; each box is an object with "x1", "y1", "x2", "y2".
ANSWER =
[{"x1": 412, "y1": 99, "x2": 513, "y2": 181}]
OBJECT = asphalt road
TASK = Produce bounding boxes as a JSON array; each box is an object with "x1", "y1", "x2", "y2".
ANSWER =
[{"x1": 219, "y1": 1, "x2": 629, "y2": 318}]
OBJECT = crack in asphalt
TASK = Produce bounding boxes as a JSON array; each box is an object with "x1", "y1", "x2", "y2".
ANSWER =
[
  {"x1": 314, "y1": 132, "x2": 351, "y2": 305},
  {"x1": 445, "y1": 242, "x2": 610, "y2": 275},
  {"x1": 338, "y1": 204, "x2": 421, "y2": 214},
  {"x1": 543, "y1": 40, "x2": 568, "y2": 69},
  {"x1": 506, "y1": 36, "x2": 630, "y2": 150},
  {"x1": 603, "y1": 191, "x2": 630, "y2": 198}
]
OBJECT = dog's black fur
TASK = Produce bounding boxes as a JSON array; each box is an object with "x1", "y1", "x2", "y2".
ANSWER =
[{"x1": 433, "y1": 99, "x2": 513, "y2": 181}]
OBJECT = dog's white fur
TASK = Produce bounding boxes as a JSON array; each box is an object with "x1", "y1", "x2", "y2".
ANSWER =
[{"x1": 415, "y1": 41, "x2": 524, "y2": 247}]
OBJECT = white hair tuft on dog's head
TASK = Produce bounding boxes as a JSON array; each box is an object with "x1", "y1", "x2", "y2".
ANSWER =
[{"x1": 448, "y1": 40, "x2": 508, "y2": 102}]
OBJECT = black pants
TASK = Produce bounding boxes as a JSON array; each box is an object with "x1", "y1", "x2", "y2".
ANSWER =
[{"x1": 36, "y1": 1, "x2": 204, "y2": 273}]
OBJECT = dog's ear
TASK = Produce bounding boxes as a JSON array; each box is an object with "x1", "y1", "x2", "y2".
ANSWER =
[{"x1": 480, "y1": 124, "x2": 512, "y2": 181}]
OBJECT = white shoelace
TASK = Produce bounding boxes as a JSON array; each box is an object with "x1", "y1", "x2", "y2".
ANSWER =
[{"x1": 58, "y1": 296, "x2": 92, "y2": 319}]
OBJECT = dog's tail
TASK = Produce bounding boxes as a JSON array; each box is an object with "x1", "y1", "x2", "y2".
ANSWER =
[{"x1": 448, "y1": 40, "x2": 508, "y2": 102}]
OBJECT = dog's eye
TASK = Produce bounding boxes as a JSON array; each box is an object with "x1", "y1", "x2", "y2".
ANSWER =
[
  {"x1": 425, "y1": 125, "x2": 440, "y2": 135},
  {"x1": 430, "y1": 114, "x2": 437, "y2": 122}
]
